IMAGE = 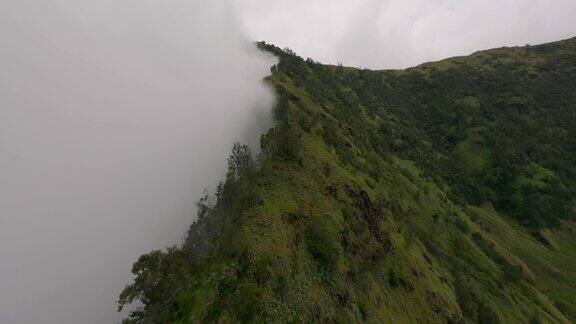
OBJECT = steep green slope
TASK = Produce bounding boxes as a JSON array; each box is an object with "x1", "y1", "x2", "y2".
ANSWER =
[{"x1": 118, "y1": 38, "x2": 576, "y2": 323}]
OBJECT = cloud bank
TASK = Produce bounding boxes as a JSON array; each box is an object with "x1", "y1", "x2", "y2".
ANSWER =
[
  {"x1": 0, "y1": 1, "x2": 276, "y2": 323},
  {"x1": 240, "y1": 0, "x2": 576, "y2": 68}
]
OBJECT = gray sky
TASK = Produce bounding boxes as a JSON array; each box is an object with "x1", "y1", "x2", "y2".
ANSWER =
[
  {"x1": 0, "y1": 1, "x2": 574, "y2": 323},
  {"x1": 240, "y1": 0, "x2": 576, "y2": 68},
  {"x1": 0, "y1": 1, "x2": 275, "y2": 323}
]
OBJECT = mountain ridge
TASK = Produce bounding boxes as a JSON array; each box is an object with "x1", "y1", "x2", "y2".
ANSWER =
[{"x1": 118, "y1": 36, "x2": 576, "y2": 323}]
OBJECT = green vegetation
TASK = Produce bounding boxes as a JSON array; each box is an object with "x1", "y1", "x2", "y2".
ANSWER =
[{"x1": 119, "y1": 37, "x2": 576, "y2": 323}]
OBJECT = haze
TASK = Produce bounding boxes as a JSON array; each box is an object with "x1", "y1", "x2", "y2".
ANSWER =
[{"x1": 0, "y1": 1, "x2": 275, "y2": 323}]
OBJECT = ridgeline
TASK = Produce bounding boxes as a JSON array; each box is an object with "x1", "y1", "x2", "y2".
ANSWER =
[{"x1": 119, "y1": 37, "x2": 576, "y2": 323}]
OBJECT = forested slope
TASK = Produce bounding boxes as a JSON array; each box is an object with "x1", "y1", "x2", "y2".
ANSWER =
[{"x1": 118, "y1": 37, "x2": 576, "y2": 323}]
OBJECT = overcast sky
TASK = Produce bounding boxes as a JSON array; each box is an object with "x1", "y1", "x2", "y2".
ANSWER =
[
  {"x1": 0, "y1": 1, "x2": 575, "y2": 323},
  {"x1": 0, "y1": 1, "x2": 274, "y2": 323},
  {"x1": 239, "y1": 0, "x2": 576, "y2": 68}
]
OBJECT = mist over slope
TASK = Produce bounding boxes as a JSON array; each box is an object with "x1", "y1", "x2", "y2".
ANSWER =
[
  {"x1": 120, "y1": 38, "x2": 576, "y2": 323},
  {"x1": 0, "y1": 1, "x2": 275, "y2": 323}
]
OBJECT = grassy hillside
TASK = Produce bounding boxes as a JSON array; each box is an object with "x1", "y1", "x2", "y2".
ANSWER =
[{"x1": 118, "y1": 38, "x2": 576, "y2": 323}]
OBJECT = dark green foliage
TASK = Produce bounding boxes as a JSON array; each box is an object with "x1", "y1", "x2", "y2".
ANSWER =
[
  {"x1": 454, "y1": 274, "x2": 502, "y2": 324},
  {"x1": 120, "y1": 38, "x2": 576, "y2": 323},
  {"x1": 226, "y1": 143, "x2": 256, "y2": 182},
  {"x1": 303, "y1": 214, "x2": 343, "y2": 273},
  {"x1": 372, "y1": 46, "x2": 576, "y2": 227},
  {"x1": 118, "y1": 248, "x2": 189, "y2": 322}
]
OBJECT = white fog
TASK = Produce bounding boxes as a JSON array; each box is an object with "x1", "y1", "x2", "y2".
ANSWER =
[{"x1": 0, "y1": 1, "x2": 275, "y2": 322}]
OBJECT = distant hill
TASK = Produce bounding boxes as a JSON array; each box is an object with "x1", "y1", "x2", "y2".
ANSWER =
[{"x1": 118, "y1": 37, "x2": 576, "y2": 323}]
